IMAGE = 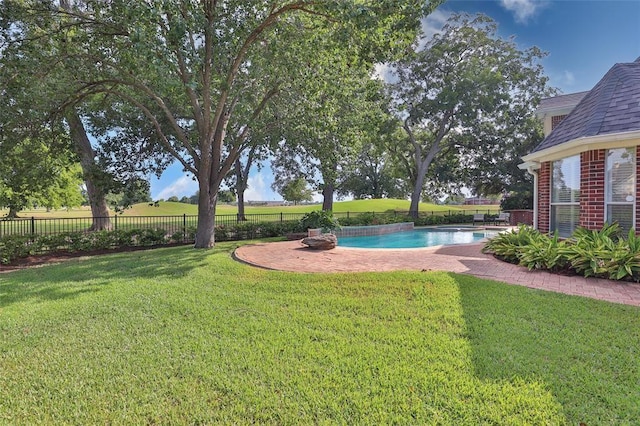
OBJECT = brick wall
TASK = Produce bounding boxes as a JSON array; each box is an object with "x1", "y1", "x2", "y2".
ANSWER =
[
  {"x1": 551, "y1": 115, "x2": 567, "y2": 130},
  {"x1": 537, "y1": 161, "x2": 550, "y2": 233},
  {"x1": 538, "y1": 148, "x2": 640, "y2": 234},
  {"x1": 579, "y1": 150, "x2": 606, "y2": 229},
  {"x1": 636, "y1": 146, "x2": 640, "y2": 233}
]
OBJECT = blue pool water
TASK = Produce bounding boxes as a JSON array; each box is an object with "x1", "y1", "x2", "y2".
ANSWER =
[{"x1": 338, "y1": 228, "x2": 499, "y2": 249}]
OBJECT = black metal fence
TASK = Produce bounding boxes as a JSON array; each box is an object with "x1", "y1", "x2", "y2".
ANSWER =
[{"x1": 0, "y1": 209, "x2": 499, "y2": 238}]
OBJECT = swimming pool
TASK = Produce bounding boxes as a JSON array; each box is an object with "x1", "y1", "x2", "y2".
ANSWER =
[{"x1": 338, "y1": 228, "x2": 500, "y2": 249}]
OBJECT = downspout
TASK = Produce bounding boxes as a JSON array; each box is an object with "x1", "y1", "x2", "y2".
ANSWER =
[{"x1": 525, "y1": 165, "x2": 539, "y2": 230}]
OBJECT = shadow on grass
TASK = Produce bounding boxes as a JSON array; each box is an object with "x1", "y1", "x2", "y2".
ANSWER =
[
  {"x1": 454, "y1": 272, "x2": 640, "y2": 424},
  {"x1": 0, "y1": 243, "x2": 242, "y2": 309}
]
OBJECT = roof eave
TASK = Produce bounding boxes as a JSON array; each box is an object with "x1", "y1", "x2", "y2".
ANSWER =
[{"x1": 521, "y1": 130, "x2": 640, "y2": 164}]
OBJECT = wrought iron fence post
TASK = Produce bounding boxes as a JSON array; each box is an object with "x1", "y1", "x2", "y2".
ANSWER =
[
  {"x1": 114, "y1": 215, "x2": 118, "y2": 231},
  {"x1": 183, "y1": 214, "x2": 187, "y2": 242},
  {"x1": 280, "y1": 212, "x2": 283, "y2": 223},
  {"x1": 31, "y1": 216, "x2": 35, "y2": 235}
]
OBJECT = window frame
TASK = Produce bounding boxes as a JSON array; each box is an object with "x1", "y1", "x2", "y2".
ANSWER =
[
  {"x1": 549, "y1": 155, "x2": 581, "y2": 237},
  {"x1": 605, "y1": 147, "x2": 636, "y2": 231}
]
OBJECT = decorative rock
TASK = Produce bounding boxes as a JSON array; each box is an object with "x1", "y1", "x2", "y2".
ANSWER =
[
  {"x1": 301, "y1": 234, "x2": 337, "y2": 250},
  {"x1": 307, "y1": 228, "x2": 322, "y2": 237},
  {"x1": 285, "y1": 232, "x2": 308, "y2": 241}
]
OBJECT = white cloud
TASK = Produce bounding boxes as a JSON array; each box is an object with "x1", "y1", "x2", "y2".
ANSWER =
[
  {"x1": 244, "y1": 172, "x2": 280, "y2": 201},
  {"x1": 312, "y1": 191, "x2": 323, "y2": 203},
  {"x1": 156, "y1": 175, "x2": 198, "y2": 200},
  {"x1": 420, "y1": 8, "x2": 451, "y2": 42},
  {"x1": 547, "y1": 68, "x2": 580, "y2": 92},
  {"x1": 561, "y1": 70, "x2": 576, "y2": 86},
  {"x1": 499, "y1": 0, "x2": 548, "y2": 24},
  {"x1": 373, "y1": 63, "x2": 396, "y2": 83}
]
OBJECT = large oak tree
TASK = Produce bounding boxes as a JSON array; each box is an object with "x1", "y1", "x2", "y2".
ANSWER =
[
  {"x1": 387, "y1": 13, "x2": 551, "y2": 214},
  {"x1": 2, "y1": 0, "x2": 437, "y2": 247}
]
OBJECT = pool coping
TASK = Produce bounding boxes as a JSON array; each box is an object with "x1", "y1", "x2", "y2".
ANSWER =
[{"x1": 233, "y1": 239, "x2": 640, "y2": 307}]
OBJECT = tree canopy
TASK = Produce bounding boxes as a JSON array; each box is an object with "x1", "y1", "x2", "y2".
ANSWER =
[
  {"x1": 279, "y1": 177, "x2": 313, "y2": 205},
  {"x1": 386, "y1": 13, "x2": 551, "y2": 213},
  {"x1": 1, "y1": 0, "x2": 438, "y2": 247},
  {"x1": 0, "y1": 134, "x2": 83, "y2": 217}
]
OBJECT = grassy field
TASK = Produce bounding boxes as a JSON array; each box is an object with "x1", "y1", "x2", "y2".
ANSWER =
[
  {"x1": 2, "y1": 199, "x2": 499, "y2": 219},
  {"x1": 1, "y1": 242, "x2": 638, "y2": 424}
]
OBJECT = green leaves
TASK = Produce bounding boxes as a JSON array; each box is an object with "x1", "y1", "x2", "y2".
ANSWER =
[
  {"x1": 300, "y1": 210, "x2": 341, "y2": 232},
  {"x1": 387, "y1": 13, "x2": 550, "y2": 206},
  {"x1": 484, "y1": 223, "x2": 640, "y2": 282},
  {"x1": 0, "y1": 136, "x2": 83, "y2": 216}
]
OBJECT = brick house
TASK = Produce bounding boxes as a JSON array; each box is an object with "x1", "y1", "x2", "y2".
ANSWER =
[{"x1": 519, "y1": 57, "x2": 640, "y2": 237}]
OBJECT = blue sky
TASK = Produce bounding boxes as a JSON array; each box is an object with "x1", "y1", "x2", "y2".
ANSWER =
[{"x1": 150, "y1": 0, "x2": 640, "y2": 201}]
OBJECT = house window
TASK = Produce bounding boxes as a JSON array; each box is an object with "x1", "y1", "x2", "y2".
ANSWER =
[
  {"x1": 606, "y1": 148, "x2": 636, "y2": 231},
  {"x1": 550, "y1": 155, "x2": 580, "y2": 237}
]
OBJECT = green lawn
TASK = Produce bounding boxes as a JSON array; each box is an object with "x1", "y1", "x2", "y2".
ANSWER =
[
  {"x1": 2, "y1": 243, "x2": 634, "y2": 424},
  {"x1": 2, "y1": 199, "x2": 499, "y2": 218}
]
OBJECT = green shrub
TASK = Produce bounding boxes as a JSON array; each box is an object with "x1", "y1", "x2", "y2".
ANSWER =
[
  {"x1": 258, "y1": 221, "x2": 303, "y2": 237},
  {"x1": 113, "y1": 229, "x2": 138, "y2": 246},
  {"x1": 91, "y1": 231, "x2": 117, "y2": 250},
  {"x1": 137, "y1": 228, "x2": 168, "y2": 246},
  {"x1": 482, "y1": 225, "x2": 540, "y2": 264},
  {"x1": 234, "y1": 222, "x2": 260, "y2": 240},
  {"x1": 484, "y1": 223, "x2": 640, "y2": 282},
  {"x1": 1, "y1": 227, "x2": 178, "y2": 264},
  {"x1": 611, "y1": 229, "x2": 640, "y2": 281},
  {"x1": 414, "y1": 215, "x2": 447, "y2": 226},
  {"x1": 170, "y1": 230, "x2": 186, "y2": 243},
  {"x1": 214, "y1": 225, "x2": 231, "y2": 241},
  {"x1": 518, "y1": 232, "x2": 568, "y2": 272},
  {"x1": 300, "y1": 211, "x2": 341, "y2": 232},
  {"x1": 40, "y1": 233, "x2": 71, "y2": 252},
  {"x1": 413, "y1": 213, "x2": 473, "y2": 226},
  {"x1": 66, "y1": 232, "x2": 93, "y2": 252},
  {"x1": 558, "y1": 224, "x2": 640, "y2": 281},
  {"x1": 0, "y1": 235, "x2": 34, "y2": 264}
]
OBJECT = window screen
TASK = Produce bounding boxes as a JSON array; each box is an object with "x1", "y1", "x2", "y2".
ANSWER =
[
  {"x1": 606, "y1": 148, "x2": 635, "y2": 232},
  {"x1": 550, "y1": 155, "x2": 580, "y2": 237}
]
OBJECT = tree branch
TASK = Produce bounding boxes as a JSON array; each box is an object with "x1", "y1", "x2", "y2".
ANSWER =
[{"x1": 105, "y1": 89, "x2": 198, "y2": 175}]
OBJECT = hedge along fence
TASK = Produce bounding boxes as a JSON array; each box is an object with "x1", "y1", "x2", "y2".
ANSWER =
[
  {"x1": 0, "y1": 209, "x2": 500, "y2": 238},
  {"x1": 0, "y1": 220, "x2": 305, "y2": 265},
  {"x1": 0, "y1": 211, "x2": 488, "y2": 265}
]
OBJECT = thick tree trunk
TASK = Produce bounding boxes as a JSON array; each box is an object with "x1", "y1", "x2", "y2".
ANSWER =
[
  {"x1": 66, "y1": 110, "x2": 112, "y2": 231},
  {"x1": 409, "y1": 180, "x2": 423, "y2": 218},
  {"x1": 235, "y1": 159, "x2": 247, "y2": 221},
  {"x1": 322, "y1": 184, "x2": 334, "y2": 211},
  {"x1": 237, "y1": 190, "x2": 246, "y2": 221},
  {"x1": 194, "y1": 185, "x2": 217, "y2": 248},
  {"x1": 409, "y1": 162, "x2": 430, "y2": 219},
  {"x1": 7, "y1": 207, "x2": 19, "y2": 219}
]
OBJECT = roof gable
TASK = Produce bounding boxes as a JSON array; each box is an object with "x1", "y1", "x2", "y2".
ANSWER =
[
  {"x1": 532, "y1": 59, "x2": 640, "y2": 153},
  {"x1": 537, "y1": 91, "x2": 589, "y2": 114}
]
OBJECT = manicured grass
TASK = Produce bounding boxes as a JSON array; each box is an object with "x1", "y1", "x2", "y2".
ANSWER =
[
  {"x1": 457, "y1": 275, "x2": 640, "y2": 424},
  {"x1": 3, "y1": 243, "x2": 633, "y2": 423},
  {"x1": 2, "y1": 199, "x2": 499, "y2": 219}
]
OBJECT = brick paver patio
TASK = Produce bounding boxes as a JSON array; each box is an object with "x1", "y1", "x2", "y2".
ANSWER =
[{"x1": 234, "y1": 240, "x2": 640, "y2": 307}]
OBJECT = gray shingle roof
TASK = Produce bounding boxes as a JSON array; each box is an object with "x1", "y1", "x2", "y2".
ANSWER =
[
  {"x1": 532, "y1": 57, "x2": 640, "y2": 153},
  {"x1": 538, "y1": 91, "x2": 589, "y2": 113}
]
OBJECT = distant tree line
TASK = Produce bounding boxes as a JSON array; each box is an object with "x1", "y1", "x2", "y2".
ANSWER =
[{"x1": 162, "y1": 190, "x2": 235, "y2": 205}]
